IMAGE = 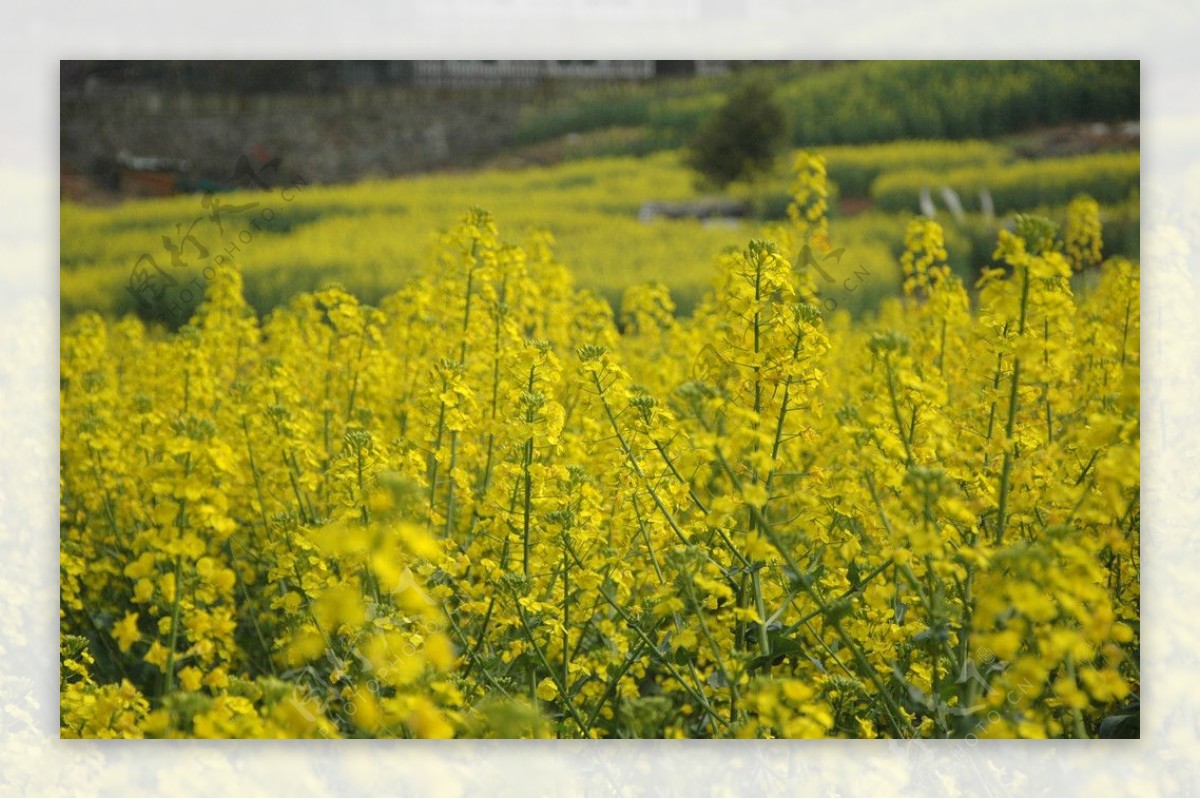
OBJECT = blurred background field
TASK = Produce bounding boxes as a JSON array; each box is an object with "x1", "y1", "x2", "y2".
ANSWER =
[
  {"x1": 60, "y1": 60, "x2": 1140, "y2": 323},
  {"x1": 510, "y1": 61, "x2": 1138, "y2": 152}
]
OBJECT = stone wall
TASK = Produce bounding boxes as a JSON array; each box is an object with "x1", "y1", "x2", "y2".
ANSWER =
[{"x1": 61, "y1": 86, "x2": 533, "y2": 188}]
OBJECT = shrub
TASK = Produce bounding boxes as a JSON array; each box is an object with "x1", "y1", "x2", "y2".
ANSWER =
[{"x1": 684, "y1": 82, "x2": 789, "y2": 189}]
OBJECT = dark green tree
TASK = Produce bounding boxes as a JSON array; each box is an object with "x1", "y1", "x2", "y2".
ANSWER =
[{"x1": 686, "y1": 82, "x2": 788, "y2": 190}]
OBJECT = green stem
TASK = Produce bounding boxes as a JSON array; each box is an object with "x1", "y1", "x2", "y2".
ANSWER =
[
  {"x1": 715, "y1": 455, "x2": 913, "y2": 738},
  {"x1": 514, "y1": 602, "x2": 587, "y2": 734},
  {"x1": 162, "y1": 556, "x2": 183, "y2": 695},
  {"x1": 994, "y1": 264, "x2": 1030, "y2": 546},
  {"x1": 561, "y1": 539, "x2": 732, "y2": 733},
  {"x1": 522, "y1": 365, "x2": 537, "y2": 578}
]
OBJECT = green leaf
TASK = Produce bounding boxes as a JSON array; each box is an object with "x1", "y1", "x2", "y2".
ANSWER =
[
  {"x1": 823, "y1": 597, "x2": 853, "y2": 625},
  {"x1": 1099, "y1": 701, "x2": 1140, "y2": 739}
]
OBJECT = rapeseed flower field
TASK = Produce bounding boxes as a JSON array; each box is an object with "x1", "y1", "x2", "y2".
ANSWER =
[{"x1": 60, "y1": 153, "x2": 1139, "y2": 739}]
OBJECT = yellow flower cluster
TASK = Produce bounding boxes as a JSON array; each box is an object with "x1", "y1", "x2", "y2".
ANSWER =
[
  {"x1": 900, "y1": 217, "x2": 951, "y2": 300},
  {"x1": 1065, "y1": 194, "x2": 1104, "y2": 271},
  {"x1": 61, "y1": 161, "x2": 1138, "y2": 739},
  {"x1": 787, "y1": 151, "x2": 830, "y2": 243}
]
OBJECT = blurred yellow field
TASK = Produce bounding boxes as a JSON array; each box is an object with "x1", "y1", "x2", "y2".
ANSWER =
[{"x1": 60, "y1": 143, "x2": 1138, "y2": 325}]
